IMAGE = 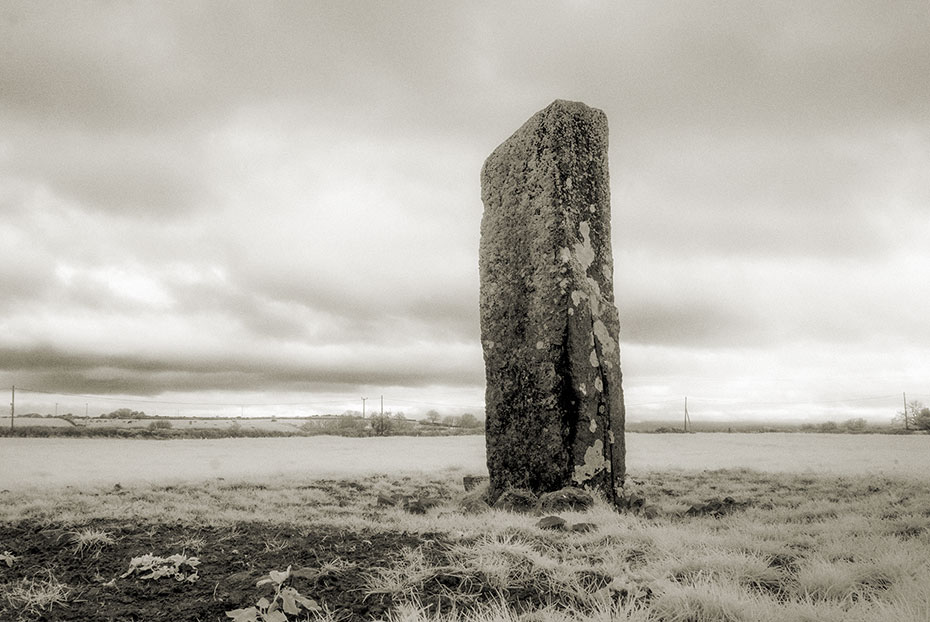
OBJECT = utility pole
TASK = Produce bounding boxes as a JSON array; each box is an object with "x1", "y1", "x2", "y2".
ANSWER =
[
  {"x1": 374, "y1": 395, "x2": 385, "y2": 436},
  {"x1": 361, "y1": 397, "x2": 367, "y2": 418},
  {"x1": 903, "y1": 392, "x2": 909, "y2": 431},
  {"x1": 684, "y1": 396, "x2": 690, "y2": 432},
  {"x1": 10, "y1": 386, "x2": 14, "y2": 430}
]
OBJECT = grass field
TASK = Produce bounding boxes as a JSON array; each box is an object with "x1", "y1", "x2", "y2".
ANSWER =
[
  {"x1": 0, "y1": 433, "x2": 926, "y2": 491},
  {"x1": 2, "y1": 434, "x2": 929, "y2": 621}
]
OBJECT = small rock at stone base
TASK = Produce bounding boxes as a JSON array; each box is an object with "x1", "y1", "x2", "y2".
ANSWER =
[
  {"x1": 538, "y1": 487, "x2": 594, "y2": 512},
  {"x1": 402, "y1": 496, "x2": 443, "y2": 514},
  {"x1": 570, "y1": 522, "x2": 597, "y2": 533},
  {"x1": 619, "y1": 491, "x2": 646, "y2": 511},
  {"x1": 463, "y1": 475, "x2": 489, "y2": 492},
  {"x1": 536, "y1": 516, "x2": 567, "y2": 530},
  {"x1": 492, "y1": 488, "x2": 539, "y2": 513},
  {"x1": 641, "y1": 504, "x2": 661, "y2": 519},
  {"x1": 461, "y1": 497, "x2": 490, "y2": 514}
]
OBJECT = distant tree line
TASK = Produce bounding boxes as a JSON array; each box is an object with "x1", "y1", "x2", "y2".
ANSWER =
[
  {"x1": 896, "y1": 400, "x2": 930, "y2": 431},
  {"x1": 100, "y1": 408, "x2": 151, "y2": 419}
]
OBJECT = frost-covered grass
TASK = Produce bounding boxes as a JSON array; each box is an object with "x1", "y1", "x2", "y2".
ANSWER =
[{"x1": 3, "y1": 465, "x2": 929, "y2": 621}]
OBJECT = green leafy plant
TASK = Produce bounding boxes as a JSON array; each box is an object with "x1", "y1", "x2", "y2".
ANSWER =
[
  {"x1": 120, "y1": 553, "x2": 200, "y2": 582},
  {"x1": 226, "y1": 566, "x2": 321, "y2": 622},
  {"x1": 1, "y1": 550, "x2": 16, "y2": 567}
]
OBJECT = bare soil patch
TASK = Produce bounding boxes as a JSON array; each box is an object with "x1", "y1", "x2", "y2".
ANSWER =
[{"x1": 2, "y1": 521, "x2": 444, "y2": 621}]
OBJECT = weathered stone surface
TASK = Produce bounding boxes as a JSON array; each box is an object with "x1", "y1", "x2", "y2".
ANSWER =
[
  {"x1": 618, "y1": 490, "x2": 646, "y2": 513},
  {"x1": 536, "y1": 515, "x2": 567, "y2": 530},
  {"x1": 480, "y1": 99, "x2": 626, "y2": 506},
  {"x1": 460, "y1": 495, "x2": 491, "y2": 515},
  {"x1": 538, "y1": 487, "x2": 595, "y2": 512},
  {"x1": 492, "y1": 488, "x2": 539, "y2": 513}
]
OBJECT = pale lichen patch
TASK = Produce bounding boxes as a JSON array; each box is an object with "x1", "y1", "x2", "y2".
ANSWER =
[
  {"x1": 559, "y1": 247, "x2": 572, "y2": 263},
  {"x1": 589, "y1": 418, "x2": 597, "y2": 433},
  {"x1": 578, "y1": 383, "x2": 587, "y2": 396},
  {"x1": 573, "y1": 221, "x2": 595, "y2": 272},
  {"x1": 594, "y1": 377, "x2": 603, "y2": 392},
  {"x1": 592, "y1": 319, "x2": 616, "y2": 354},
  {"x1": 589, "y1": 350, "x2": 599, "y2": 367},
  {"x1": 585, "y1": 277, "x2": 602, "y2": 300},
  {"x1": 573, "y1": 440, "x2": 608, "y2": 483}
]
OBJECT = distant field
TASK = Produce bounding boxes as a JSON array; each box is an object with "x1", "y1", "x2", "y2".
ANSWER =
[
  {"x1": 0, "y1": 417, "x2": 74, "y2": 428},
  {"x1": 1, "y1": 433, "x2": 927, "y2": 491},
  {"x1": 81, "y1": 417, "x2": 312, "y2": 432},
  {"x1": 0, "y1": 416, "x2": 317, "y2": 433}
]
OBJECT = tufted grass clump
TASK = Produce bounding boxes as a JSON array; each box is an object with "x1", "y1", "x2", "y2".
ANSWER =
[
  {"x1": 1, "y1": 570, "x2": 73, "y2": 620},
  {"x1": 70, "y1": 527, "x2": 115, "y2": 558}
]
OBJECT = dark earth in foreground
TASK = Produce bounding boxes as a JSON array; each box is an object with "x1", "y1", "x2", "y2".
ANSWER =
[{"x1": 3, "y1": 516, "x2": 583, "y2": 622}]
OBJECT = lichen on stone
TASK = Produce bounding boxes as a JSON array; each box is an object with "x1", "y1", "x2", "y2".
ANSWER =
[
  {"x1": 573, "y1": 440, "x2": 608, "y2": 483},
  {"x1": 573, "y1": 221, "x2": 595, "y2": 272}
]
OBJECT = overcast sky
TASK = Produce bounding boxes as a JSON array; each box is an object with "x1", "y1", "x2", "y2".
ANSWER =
[{"x1": 2, "y1": 1, "x2": 928, "y2": 422}]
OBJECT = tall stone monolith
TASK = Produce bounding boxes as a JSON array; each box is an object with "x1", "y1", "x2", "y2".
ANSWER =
[{"x1": 479, "y1": 99, "x2": 626, "y2": 506}]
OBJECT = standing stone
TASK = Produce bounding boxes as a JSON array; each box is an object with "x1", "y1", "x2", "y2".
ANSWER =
[{"x1": 479, "y1": 99, "x2": 625, "y2": 506}]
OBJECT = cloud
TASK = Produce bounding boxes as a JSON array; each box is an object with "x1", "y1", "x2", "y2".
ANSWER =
[
  {"x1": 0, "y1": 333, "x2": 484, "y2": 397},
  {"x1": 0, "y1": 1, "x2": 927, "y2": 421},
  {"x1": 3, "y1": 122, "x2": 210, "y2": 217},
  {"x1": 617, "y1": 248, "x2": 930, "y2": 350}
]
